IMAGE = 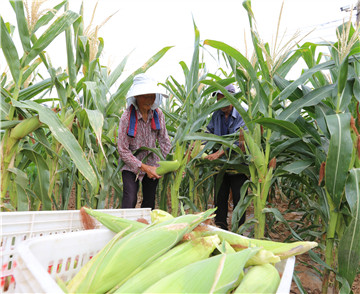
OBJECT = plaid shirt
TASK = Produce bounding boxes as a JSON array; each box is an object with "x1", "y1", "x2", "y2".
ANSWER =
[{"x1": 117, "y1": 107, "x2": 171, "y2": 180}]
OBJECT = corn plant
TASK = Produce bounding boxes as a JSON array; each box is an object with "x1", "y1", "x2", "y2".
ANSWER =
[
  {"x1": 256, "y1": 21, "x2": 360, "y2": 294},
  {"x1": 0, "y1": 0, "x2": 98, "y2": 210},
  {"x1": 201, "y1": 0, "x2": 360, "y2": 291},
  {"x1": 1, "y1": 0, "x2": 172, "y2": 210}
]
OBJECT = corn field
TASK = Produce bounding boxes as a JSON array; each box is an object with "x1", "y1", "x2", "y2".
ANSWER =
[{"x1": 1, "y1": 0, "x2": 360, "y2": 293}]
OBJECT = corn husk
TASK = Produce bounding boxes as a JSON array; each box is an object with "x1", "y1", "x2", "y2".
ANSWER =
[
  {"x1": 203, "y1": 228, "x2": 318, "y2": 259},
  {"x1": 113, "y1": 235, "x2": 220, "y2": 293},
  {"x1": 150, "y1": 209, "x2": 174, "y2": 224},
  {"x1": 82, "y1": 207, "x2": 146, "y2": 233},
  {"x1": 234, "y1": 263, "x2": 280, "y2": 293},
  {"x1": 143, "y1": 248, "x2": 259, "y2": 293},
  {"x1": 67, "y1": 209, "x2": 215, "y2": 293}
]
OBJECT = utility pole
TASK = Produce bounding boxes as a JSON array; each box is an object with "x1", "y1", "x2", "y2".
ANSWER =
[{"x1": 340, "y1": 2, "x2": 360, "y2": 25}]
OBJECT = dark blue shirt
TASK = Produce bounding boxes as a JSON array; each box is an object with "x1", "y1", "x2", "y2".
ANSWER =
[{"x1": 207, "y1": 107, "x2": 247, "y2": 139}]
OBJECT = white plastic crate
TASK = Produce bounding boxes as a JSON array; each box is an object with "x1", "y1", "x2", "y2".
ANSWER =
[
  {"x1": 13, "y1": 227, "x2": 295, "y2": 293},
  {"x1": 0, "y1": 208, "x2": 151, "y2": 293}
]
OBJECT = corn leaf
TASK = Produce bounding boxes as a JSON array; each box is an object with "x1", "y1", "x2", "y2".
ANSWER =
[
  {"x1": 11, "y1": 0, "x2": 31, "y2": 54},
  {"x1": 106, "y1": 46, "x2": 173, "y2": 115},
  {"x1": 65, "y1": 24, "x2": 76, "y2": 88},
  {"x1": 22, "y1": 148, "x2": 51, "y2": 210},
  {"x1": 255, "y1": 117, "x2": 303, "y2": 138},
  {"x1": 277, "y1": 84, "x2": 335, "y2": 122},
  {"x1": 23, "y1": 10, "x2": 79, "y2": 66},
  {"x1": 204, "y1": 39, "x2": 268, "y2": 116},
  {"x1": 11, "y1": 100, "x2": 98, "y2": 188},
  {"x1": 8, "y1": 167, "x2": 29, "y2": 211},
  {"x1": 325, "y1": 113, "x2": 352, "y2": 208},
  {"x1": 338, "y1": 168, "x2": 360, "y2": 288},
  {"x1": 32, "y1": 0, "x2": 67, "y2": 33},
  {"x1": 275, "y1": 60, "x2": 334, "y2": 104},
  {"x1": 281, "y1": 160, "x2": 313, "y2": 174},
  {"x1": 1, "y1": 17, "x2": 21, "y2": 83},
  {"x1": 85, "y1": 109, "x2": 106, "y2": 159}
]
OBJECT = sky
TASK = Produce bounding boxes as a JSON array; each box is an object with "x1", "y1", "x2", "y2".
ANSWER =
[{"x1": 1, "y1": 0, "x2": 357, "y2": 86}]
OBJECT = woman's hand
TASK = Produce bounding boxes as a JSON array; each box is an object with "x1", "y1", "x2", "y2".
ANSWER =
[{"x1": 140, "y1": 163, "x2": 161, "y2": 180}]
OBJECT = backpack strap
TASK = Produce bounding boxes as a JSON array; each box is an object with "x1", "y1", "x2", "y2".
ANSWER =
[{"x1": 127, "y1": 104, "x2": 138, "y2": 138}]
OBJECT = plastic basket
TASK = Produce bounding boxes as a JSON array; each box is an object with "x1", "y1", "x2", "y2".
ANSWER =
[
  {"x1": 14, "y1": 227, "x2": 295, "y2": 293},
  {"x1": 1, "y1": 208, "x2": 151, "y2": 293}
]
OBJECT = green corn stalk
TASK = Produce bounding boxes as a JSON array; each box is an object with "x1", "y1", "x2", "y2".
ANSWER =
[{"x1": 243, "y1": 129, "x2": 274, "y2": 239}]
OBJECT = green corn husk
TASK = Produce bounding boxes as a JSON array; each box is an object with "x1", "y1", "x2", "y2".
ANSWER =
[
  {"x1": 234, "y1": 263, "x2": 280, "y2": 293},
  {"x1": 65, "y1": 228, "x2": 129, "y2": 293},
  {"x1": 203, "y1": 228, "x2": 318, "y2": 259},
  {"x1": 67, "y1": 209, "x2": 216, "y2": 293},
  {"x1": 113, "y1": 235, "x2": 220, "y2": 293},
  {"x1": 215, "y1": 240, "x2": 237, "y2": 254},
  {"x1": 143, "y1": 248, "x2": 260, "y2": 293},
  {"x1": 245, "y1": 249, "x2": 281, "y2": 267},
  {"x1": 156, "y1": 159, "x2": 180, "y2": 175},
  {"x1": 150, "y1": 209, "x2": 174, "y2": 224},
  {"x1": 83, "y1": 207, "x2": 147, "y2": 233}
]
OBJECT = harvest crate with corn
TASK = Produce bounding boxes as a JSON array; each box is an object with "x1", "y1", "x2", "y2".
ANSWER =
[{"x1": 13, "y1": 208, "x2": 317, "y2": 293}]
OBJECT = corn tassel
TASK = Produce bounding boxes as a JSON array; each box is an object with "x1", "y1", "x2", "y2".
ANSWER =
[
  {"x1": 82, "y1": 207, "x2": 147, "y2": 233},
  {"x1": 143, "y1": 248, "x2": 259, "y2": 293},
  {"x1": 68, "y1": 209, "x2": 215, "y2": 293},
  {"x1": 233, "y1": 263, "x2": 280, "y2": 293},
  {"x1": 202, "y1": 228, "x2": 318, "y2": 259},
  {"x1": 113, "y1": 235, "x2": 220, "y2": 293},
  {"x1": 156, "y1": 159, "x2": 180, "y2": 175}
]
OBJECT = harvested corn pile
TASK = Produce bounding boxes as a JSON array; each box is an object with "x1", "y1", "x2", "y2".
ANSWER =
[{"x1": 62, "y1": 208, "x2": 318, "y2": 293}]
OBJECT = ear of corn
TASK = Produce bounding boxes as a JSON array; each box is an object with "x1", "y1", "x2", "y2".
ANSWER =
[
  {"x1": 68, "y1": 209, "x2": 216, "y2": 293},
  {"x1": 204, "y1": 228, "x2": 318, "y2": 259},
  {"x1": 113, "y1": 235, "x2": 220, "y2": 293},
  {"x1": 151, "y1": 209, "x2": 174, "y2": 224},
  {"x1": 156, "y1": 159, "x2": 181, "y2": 175},
  {"x1": 10, "y1": 116, "x2": 41, "y2": 140},
  {"x1": 143, "y1": 248, "x2": 260, "y2": 293},
  {"x1": 243, "y1": 131, "x2": 266, "y2": 179},
  {"x1": 83, "y1": 207, "x2": 146, "y2": 233},
  {"x1": 233, "y1": 263, "x2": 280, "y2": 293}
]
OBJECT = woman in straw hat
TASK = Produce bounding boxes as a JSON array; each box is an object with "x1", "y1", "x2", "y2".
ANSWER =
[{"x1": 117, "y1": 73, "x2": 171, "y2": 209}]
